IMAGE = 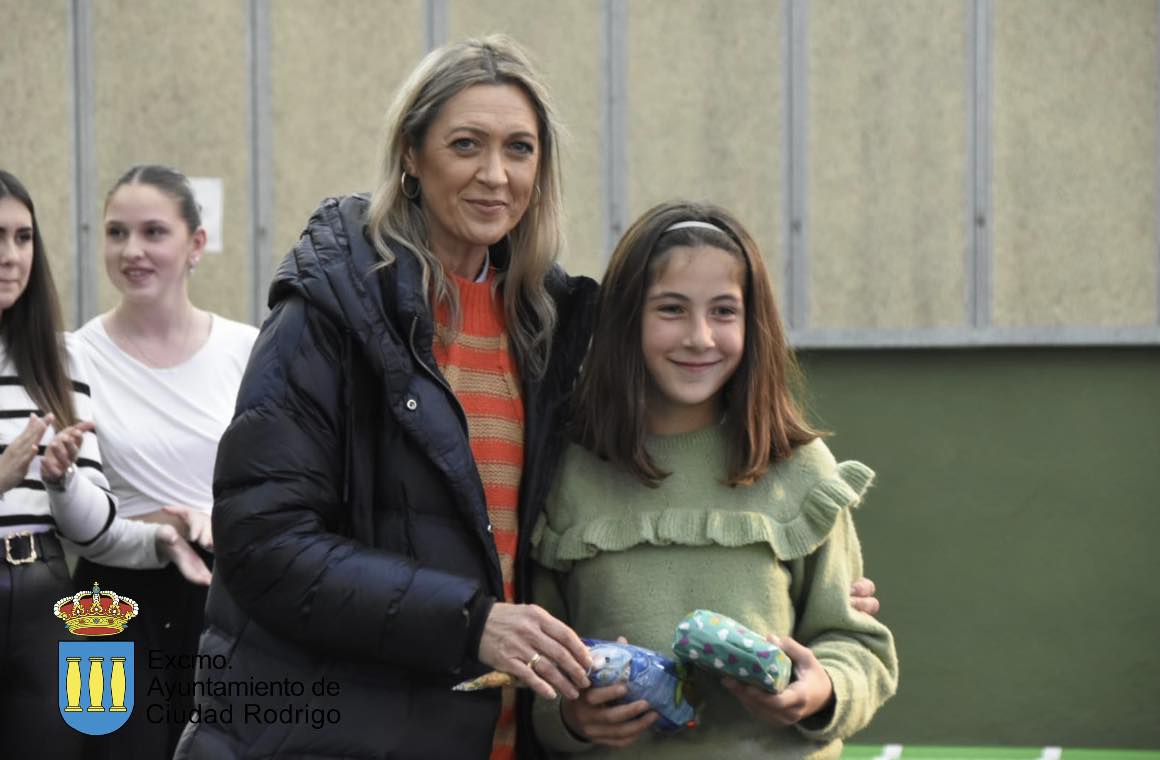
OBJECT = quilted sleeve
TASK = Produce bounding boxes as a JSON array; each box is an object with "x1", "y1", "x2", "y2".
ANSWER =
[{"x1": 213, "y1": 293, "x2": 487, "y2": 674}]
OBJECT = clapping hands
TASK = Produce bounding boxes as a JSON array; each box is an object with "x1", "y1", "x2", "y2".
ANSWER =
[
  {"x1": 0, "y1": 414, "x2": 48, "y2": 493},
  {"x1": 153, "y1": 506, "x2": 214, "y2": 586},
  {"x1": 40, "y1": 415, "x2": 95, "y2": 483},
  {"x1": 153, "y1": 523, "x2": 213, "y2": 586},
  {"x1": 163, "y1": 505, "x2": 213, "y2": 552}
]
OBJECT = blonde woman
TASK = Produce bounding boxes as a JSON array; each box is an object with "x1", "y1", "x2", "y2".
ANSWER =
[{"x1": 175, "y1": 37, "x2": 880, "y2": 760}]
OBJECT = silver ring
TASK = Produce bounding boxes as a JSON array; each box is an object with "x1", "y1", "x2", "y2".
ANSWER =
[{"x1": 527, "y1": 653, "x2": 543, "y2": 671}]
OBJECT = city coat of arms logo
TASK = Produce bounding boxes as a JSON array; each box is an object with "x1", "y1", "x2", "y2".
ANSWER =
[{"x1": 53, "y1": 582, "x2": 139, "y2": 735}]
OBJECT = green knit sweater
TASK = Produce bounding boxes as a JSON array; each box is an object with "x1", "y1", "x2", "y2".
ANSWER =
[{"x1": 530, "y1": 424, "x2": 898, "y2": 760}]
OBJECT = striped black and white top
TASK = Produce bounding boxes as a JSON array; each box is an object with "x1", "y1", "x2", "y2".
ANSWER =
[{"x1": 0, "y1": 336, "x2": 161, "y2": 566}]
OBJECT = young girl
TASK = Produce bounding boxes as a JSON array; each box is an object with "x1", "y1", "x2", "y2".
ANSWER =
[
  {"x1": 531, "y1": 201, "x2": 898, "y2": 758},
  {"x1": 75, "y1": 164, "x2": 257, "y2": 759},
  {"x1": 0, "y1": 169, "x2": 206, "y2": 757}
]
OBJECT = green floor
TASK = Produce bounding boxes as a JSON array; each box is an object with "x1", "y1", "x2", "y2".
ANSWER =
[{"x1": 844, "y1": 746, "x2": 1160, "y2": 760}]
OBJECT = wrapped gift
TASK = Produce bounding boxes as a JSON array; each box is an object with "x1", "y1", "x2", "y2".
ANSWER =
[
  {"x1": 582, "y1": 638, "x2": 698, "y2": 733},
  {"x1": 672, "y1": 609, "x2": 792, "y2": 692},
  {"x1": 452, "y1": 638, "x2": 698, "y2": 733}
]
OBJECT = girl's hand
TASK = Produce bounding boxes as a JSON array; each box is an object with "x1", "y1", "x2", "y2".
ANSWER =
[
  {"x1": 154, "y1": 524, "x2": 212, "y2": 586},
  {"x1": 850, "y1": 576, "x2": 880, "y2": 615},
  {"x1": 162, "y1": 505, "x2": 214, "y2": 552},
  {"x1": 722, "y1": 635, "x2": 833, "y2": 726},
  {"x1": 0, "y1": 414, "x2": 48, "y2": 493},
  {"x1": 560, "y1": 634, "x2": 658, "y2": 746},
  {"x1": 561, "y1": 683, "x2": 658, "y2": 747},
  {"x1": 478, "y1": 602, "x2": 592, "y2": 701},
  {"x1": 41, "y1": 418, "x2": 96, "y2": 482}
]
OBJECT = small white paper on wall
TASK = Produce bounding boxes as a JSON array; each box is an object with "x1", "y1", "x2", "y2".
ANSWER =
[{"x1": 189, "y1": 177, "x2": 224, "y2": 253}]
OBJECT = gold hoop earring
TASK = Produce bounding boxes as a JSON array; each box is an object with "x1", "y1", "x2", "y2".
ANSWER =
[{"x1": 400, "y1": 172, "x2": 421, "y2": 201}]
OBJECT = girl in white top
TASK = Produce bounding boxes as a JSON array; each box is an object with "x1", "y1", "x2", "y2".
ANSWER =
[
  {"x1": 73, "y1": 165, "x2": 257, "y2": 760},
  {"x1": 76, "y1": 307, "x2": 256, "y2": 520},
  {"x1": 0, "y1": 169, "x2": 206, "y2": 758}
]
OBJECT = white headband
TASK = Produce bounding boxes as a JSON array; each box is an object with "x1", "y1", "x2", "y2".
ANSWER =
[{"x1": 661, "y1": 220, "x2": 728, "y2": 236}]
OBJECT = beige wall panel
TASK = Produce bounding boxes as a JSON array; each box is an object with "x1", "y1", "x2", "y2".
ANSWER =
[
  {"x1": 809, "y1": 0, "x2": 969, "y2": 330},
  {"x1": 0, "y1": 0, "x2": 76, "y2": 325},
  {"x1": 448, "y1": 1, "x2": 604, "y2": 278},
  {"x1": 993, "y1": 0, "x2": 1157, "y2": 327},
  {"x1": 628, "y1": 0, "x2": 784, "y2": 283},
  {"x1": 271, "y1": 1, "x2": 425, "y2": 273},
  {"x1": 91, "y1": 0, "x2": 251, "y2": 323}
]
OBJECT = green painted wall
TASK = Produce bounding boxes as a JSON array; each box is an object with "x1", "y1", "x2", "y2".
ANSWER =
[{"x1": 797, "y1": 348, "x2": 1160, "y2": 748}]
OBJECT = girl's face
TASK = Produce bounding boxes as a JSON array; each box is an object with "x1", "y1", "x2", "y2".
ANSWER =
[
  {"x1": 0, "y1": 197, "x2": 34, "y2": 318},
  {"x1": 641, "y1": 245, "x2": 745, "y2": 436},
  {"x1": 103, "y1": 183, "x2": 205, "y2": 305}
]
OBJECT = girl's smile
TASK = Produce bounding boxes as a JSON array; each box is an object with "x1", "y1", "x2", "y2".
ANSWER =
[
  {"x1": 103, "y1": 182, "x2": 204, "y2": 306},
  {"x1": 641, "y1": 244, "x2": 745, "y2": 436}
]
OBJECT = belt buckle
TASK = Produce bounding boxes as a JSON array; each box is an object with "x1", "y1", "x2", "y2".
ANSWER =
[{"x1": 4, "y1": 532, "x2": 38, "y2": 565}]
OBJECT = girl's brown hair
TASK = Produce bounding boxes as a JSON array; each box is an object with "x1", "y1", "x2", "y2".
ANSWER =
[
  {"x1": 105, "y1": 164, "x2": 202, "y2": 233},
  {"x1": 0, "y1": 170, "x2": 77, "y2": 426},
  {"x1": 574, "y1": 200, "x2": 818, "y2": 487}
]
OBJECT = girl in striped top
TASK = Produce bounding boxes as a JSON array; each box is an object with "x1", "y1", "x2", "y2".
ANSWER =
[{"x1": 0, "y1": 170, "x2": 208, "y2": 757}]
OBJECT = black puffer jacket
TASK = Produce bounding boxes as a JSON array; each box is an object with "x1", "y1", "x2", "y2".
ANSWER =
[{"x1": 175, "y1": 195, "x2": 597, "y2": 759}]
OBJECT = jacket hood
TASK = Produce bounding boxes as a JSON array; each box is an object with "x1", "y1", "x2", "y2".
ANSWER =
[
  {"x1": 267, "y1": 194, "x2": 428, "y2": 402},
  {"x1": 267, "y1": 193, "x2": 590, "y2": 384},
  {"x1": 269, "y1": 194, "x2": 424, "y2": 342}
]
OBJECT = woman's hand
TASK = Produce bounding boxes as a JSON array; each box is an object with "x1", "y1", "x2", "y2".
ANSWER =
[
  {"x1": 154, "y1": 524, "x2": 212, "y2": 586},
  {"x1": 40, "y1": 418, "x2": 95, "y2": 482},
  {"x1": 162, "y1": 505, "x2": 213, "y2": 552},
  {"x1": 850, "y1": 576, "x2": 880, "y2": 615},
  {"x1": 0, "y1": 414, "x2": 47, "y2": 493},
  {"x1": 478, "y1": 602, "x2": 592, "y2": 701},
  {"x1": 561, "y1": 683, "x2": 658, "y2": 747},
  {"x1": 722, "y1": 635, "x2": 833, "y2": 726}
]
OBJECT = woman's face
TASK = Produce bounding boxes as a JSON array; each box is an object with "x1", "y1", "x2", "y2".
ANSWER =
[
  {"x1": 103, "y1": 183, "x2": 205, "y2": 306},
  {"x1": 0, "y1": 197, "x2": 35, "y2": 318},
  {"x1": 406, "y1": 83, "x2": 541, "y2": 266}
]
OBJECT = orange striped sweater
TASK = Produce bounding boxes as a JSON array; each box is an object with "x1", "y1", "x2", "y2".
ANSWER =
[{"x1": 433, "y1": 266, "x2": 523, "y2": 760}]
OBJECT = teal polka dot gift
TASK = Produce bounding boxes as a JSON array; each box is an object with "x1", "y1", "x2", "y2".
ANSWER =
[{"x1": 672, "y1": 609, "x2": 793, "y2": 692}]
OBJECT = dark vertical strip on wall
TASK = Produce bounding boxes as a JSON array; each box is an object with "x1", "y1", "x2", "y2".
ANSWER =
[
  {"x1": 784, "y1": 0, "x2": 808, "y2": 330},
  {"x1": 248, "y1": 0, "x2": 272, "y2": 325},
  {"x1": 603, "y1": 0, "x2": 628, "y2": 261},
  {"x1": 70, "y1": 0, "x2": 96, "y2": 328},
  {"x1": 968, "y1": 0, "x2": 993, "y2": 328}
]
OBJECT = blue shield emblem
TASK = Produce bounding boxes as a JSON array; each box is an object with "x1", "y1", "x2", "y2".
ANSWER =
[{"x1": 59, "y1": 641, "x2": 134, "y2": 735}]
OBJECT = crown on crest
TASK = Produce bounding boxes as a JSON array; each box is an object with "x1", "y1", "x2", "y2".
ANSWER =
[{"x1": 53, "y1": 582, "x2": 139, "y2": 636}]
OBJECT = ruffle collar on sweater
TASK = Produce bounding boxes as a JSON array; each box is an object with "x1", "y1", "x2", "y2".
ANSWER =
[{"x1": 531, "y1": 431, "x2": 874, "y2": 570}]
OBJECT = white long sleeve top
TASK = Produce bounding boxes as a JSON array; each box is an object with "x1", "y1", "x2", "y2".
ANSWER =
[{"x1": 0, "y1": 335, "x2": 162, "y2": 566}]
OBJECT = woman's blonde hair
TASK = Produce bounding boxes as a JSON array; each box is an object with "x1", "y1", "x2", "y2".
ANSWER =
[{"x1": 367, "y1": 34, "x2": 564, "y2": 378}]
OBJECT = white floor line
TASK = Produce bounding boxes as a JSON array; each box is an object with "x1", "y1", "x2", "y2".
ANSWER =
[
  {"x1": 1038, "y1": 748, "x2": 1063, "y2": 760},
  {"x1": 872, "y1": 744, "x2": 905, "y2": 760}
]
